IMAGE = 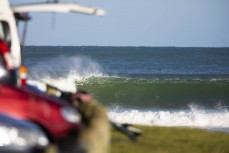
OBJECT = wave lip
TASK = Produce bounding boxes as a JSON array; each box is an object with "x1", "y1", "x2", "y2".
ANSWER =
[
  {"x1": 27, "y1": 56, "x2": 106, "y2": 92},
  {"x1": 28, "y1": 56, "x2": 105, "y2": 81}
]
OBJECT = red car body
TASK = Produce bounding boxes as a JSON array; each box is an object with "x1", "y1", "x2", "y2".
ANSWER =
[{"x1": 0, "y1": 83, "x2": 79, "y2": 141}]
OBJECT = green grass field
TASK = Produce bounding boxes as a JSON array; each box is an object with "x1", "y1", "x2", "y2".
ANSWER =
[{"x1": 111, "y1": 126, "x2": 229, "y2": 153}]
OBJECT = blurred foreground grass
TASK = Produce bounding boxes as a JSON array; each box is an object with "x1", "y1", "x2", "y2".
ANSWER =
[{"x1": 111, "y1": 126, "x2": 229, "y2": 153}]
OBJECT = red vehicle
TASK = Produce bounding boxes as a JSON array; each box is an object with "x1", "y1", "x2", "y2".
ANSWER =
[{"x1": 0, "y1": 83, "x2": 80, "y2": 141}]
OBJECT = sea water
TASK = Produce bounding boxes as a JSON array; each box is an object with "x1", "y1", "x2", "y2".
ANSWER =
[{"x1": 24, "y1": 46, "x2": 229, "y2": 132}]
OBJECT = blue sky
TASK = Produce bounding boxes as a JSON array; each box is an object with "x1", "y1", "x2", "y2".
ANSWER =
[{"x1": 12, "y1": 0, "x2": 229, "y2": 47}]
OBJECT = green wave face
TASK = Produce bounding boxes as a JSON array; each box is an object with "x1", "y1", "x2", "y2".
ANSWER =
[{"x1": 77, "y1": 77, "x2": 229, "y2": 109}]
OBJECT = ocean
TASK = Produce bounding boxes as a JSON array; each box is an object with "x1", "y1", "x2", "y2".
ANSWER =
[{"x1": 24, "y1": 46, "x2": 229, "y2": 132}]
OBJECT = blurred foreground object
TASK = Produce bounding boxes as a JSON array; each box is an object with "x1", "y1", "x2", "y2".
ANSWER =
[
  {"x1": 54, "y1": 90, "x2": 110, "y2": 153},
  {"x1": 73, "y1": 92, "x2": 110, "y2": 153},
  {"x1": 28, "y1": 79, "x2": 111, "y2": 153},
  {"x1": 0, "y1": 113, "x2": 49, "y2": 153}
]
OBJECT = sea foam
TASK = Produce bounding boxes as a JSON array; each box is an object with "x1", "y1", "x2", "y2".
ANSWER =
[{"x1": 108, "y1": 105, "x2": 229, "y2": 129}]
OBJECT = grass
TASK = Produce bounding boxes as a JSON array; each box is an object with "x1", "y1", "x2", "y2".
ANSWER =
[{"x1": 111, "y1": 126, "x2": 229, "y2": 153}]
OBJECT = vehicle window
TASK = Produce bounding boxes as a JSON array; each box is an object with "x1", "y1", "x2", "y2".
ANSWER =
[
  {"x1": 0, "y1": 54, "x2": 6, "y2": 69},
  {"x1": 0, "y1": 21, "x2": 7, "y2": 40},
  {"x1": 0, "y1": 21, "x2": 11, "y2": 47},
  {"x1": 0, "y1": 24, "x2": 4, "y2": 39},
  {"x1": 0, "y1": 55, "x2": 4, "y2": 63}
]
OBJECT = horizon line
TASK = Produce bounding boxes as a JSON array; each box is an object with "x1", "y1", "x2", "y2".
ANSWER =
[{"x1": 24, "y1": 45, "x2": 229, "y2": 48}]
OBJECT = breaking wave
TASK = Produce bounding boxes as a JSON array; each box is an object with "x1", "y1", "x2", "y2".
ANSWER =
[
  {"x1": 27, "y1": 56, "x2": 105, "y2": 92},
  {"x1": 109, "y1": 104, "x2": 229, "y2": 130}
]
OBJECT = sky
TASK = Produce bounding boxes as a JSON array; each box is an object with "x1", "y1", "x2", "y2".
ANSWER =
[{"x1": 11, "y1": 0, "x2": 229, "y2": 47}]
